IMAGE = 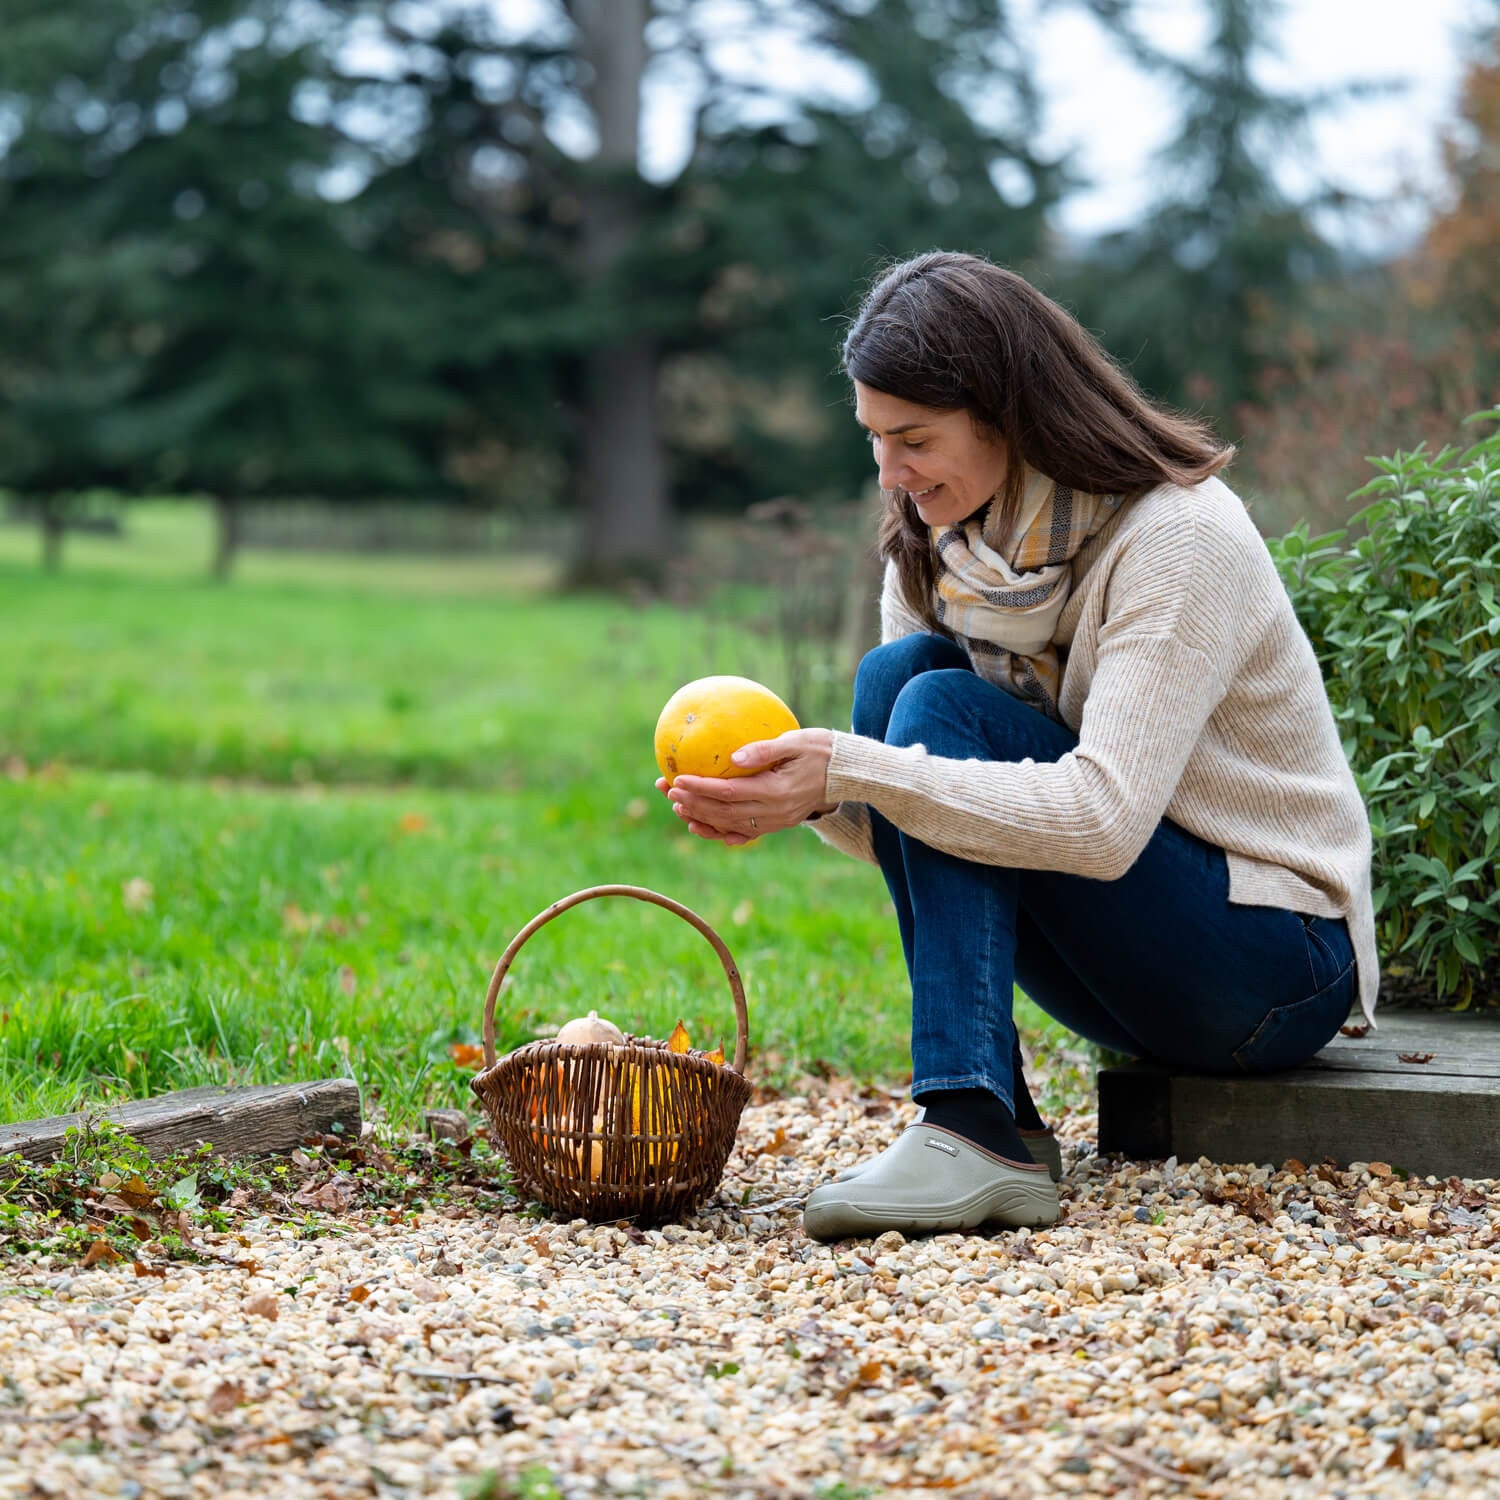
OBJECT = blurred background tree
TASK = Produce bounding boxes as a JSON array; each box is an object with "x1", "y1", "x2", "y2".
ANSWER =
[
  {"x1": 1, "y1": 0, "x2": 1498, "y2": 576},
  {"x1": 0, "y1": 0, "x2": 469, "y2": 576},
  {"x1": 1060, "y1": 0, "x2": 1344, "y2": 423}
]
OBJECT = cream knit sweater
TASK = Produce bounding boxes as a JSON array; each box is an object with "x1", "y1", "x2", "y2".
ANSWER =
[{"x1": 811, "y1": 475, "x2": 1380, "y2": 1025}]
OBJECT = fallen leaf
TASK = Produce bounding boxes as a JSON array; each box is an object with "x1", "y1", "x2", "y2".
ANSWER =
[
  {"x1": 245, "y1": 1294, "x2": 280, "y2": 1321},
  {"x1": 133, "y1": 1260, "x2": 166, "y2": 1279},
  {"x1": 120, "y1": 1176, "x2": 154, "y2": 1208},
  {"x1": 397, "y1": 811, "x2": 429, "y2": 834},
  {"x1": 1398, "y1": 1052, "x2": 1435, "y2": 1064},
  {"x1": 346, "y1": 1284, "x2": 372, "y2": 1303},
  {"x1": 448, "y1": 1042, "x2": 485, "y2": 1069},
  {"x1": 1206, "y1": 1184, "x2": 1275, "y2": 1223},
  {"x1": 667, "y1": 1020, "x2": 692, "y2": 1054},
  {"x1": 1340, "y1": 1022, "x2": 1371, "y2": 1038},
  {"x1": 755, "y1": 1126, "x2": 799, "y2": 1158},
  {"x1": 206, "y1": 1380, "x2": 245, "y2": 1415},
  {"x1": 291, "y1": 1178, "x2": 357, "y2": 1212},
  {"x1": 702, "y1": 1045, "x2": 726, "y2": 1067},
  {"x1": 82, "y1": 1239, "x2": 122, "y2": 1267},
  {"x1": 837, "y1": 1359, "x2": 886, "y2": 1400},
  {"x1": 430, "y1": 1256, "x2": 462, "y2": 1277}
]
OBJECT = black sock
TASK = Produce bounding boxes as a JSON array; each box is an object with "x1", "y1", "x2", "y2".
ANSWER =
[
  {"x1": 916, "y1": 1087, "x2": 1034, "y2": 1164},
  {"x1": 1010, "y1": 1047, "x2": 1046, "y2": 1132}
]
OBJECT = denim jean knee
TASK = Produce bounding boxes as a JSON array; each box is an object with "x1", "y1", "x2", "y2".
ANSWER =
[{"x1": 853, "y1": 635, "x2": 973, "y2": 741}]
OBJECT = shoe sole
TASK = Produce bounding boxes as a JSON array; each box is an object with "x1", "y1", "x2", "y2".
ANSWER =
[{"x1": 803, "y1": 1178, "x2": 1059, "y2": 1240}]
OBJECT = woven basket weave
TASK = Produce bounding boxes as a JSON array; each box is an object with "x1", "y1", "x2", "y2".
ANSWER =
[{"x1": 470, "y1": 884, "x2": 754, "y2": 1223}]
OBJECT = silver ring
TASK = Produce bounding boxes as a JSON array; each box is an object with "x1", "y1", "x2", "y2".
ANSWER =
[{"x1": 750, "y1": 816, "x2": 759, "y2": 830}]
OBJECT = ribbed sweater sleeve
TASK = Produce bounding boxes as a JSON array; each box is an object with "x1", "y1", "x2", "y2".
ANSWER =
[{"x1": 822, "y1": 633, "x2": 1224, "y2": 878}]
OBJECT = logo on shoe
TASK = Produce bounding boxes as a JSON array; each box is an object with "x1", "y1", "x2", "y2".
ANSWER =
[{"x1": 923, "y1": 1136, "x2": 959, "y2": 1156}]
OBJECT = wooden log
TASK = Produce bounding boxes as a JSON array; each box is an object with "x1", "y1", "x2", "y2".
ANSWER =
[
  {"x1": 1098, "y1": 1011, "x2": 1500, "y2": 1180},
  {"x1": 0, "y1": 1079, "x2": 362, "y2": 1164}
]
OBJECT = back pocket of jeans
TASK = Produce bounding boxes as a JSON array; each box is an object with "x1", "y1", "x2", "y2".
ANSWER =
[{"x1": 1231, "y1": 968, "x2": 1354, "y2": 1074}]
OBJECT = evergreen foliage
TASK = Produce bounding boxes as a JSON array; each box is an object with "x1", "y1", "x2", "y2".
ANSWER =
[{"x1": 1061, "y1": 0, "x2": 1345, "y2": 420}]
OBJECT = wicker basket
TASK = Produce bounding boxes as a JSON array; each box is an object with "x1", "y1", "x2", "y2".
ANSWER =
[{"x1": 470, "y1": 884, "x2": 754, "y2": 1223}]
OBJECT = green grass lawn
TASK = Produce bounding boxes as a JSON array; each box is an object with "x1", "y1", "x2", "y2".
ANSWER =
[{"x1": 0, "y1": 505, "x2": 1080, "y2": 1132}]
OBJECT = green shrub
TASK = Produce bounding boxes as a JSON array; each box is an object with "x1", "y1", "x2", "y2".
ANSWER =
[{"x1": 1268, "y1": 412, "x2": 1500, "y2": 1005}]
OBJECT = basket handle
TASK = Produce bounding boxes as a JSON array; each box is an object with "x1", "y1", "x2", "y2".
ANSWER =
[{"x1": 481, "y1": 884, "x2": 750, "y2": 1075}]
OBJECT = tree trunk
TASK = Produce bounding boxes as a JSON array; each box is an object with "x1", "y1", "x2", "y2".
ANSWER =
[
  {"x1": 570, "y1": 0, "x2": 669, "y2": 586},
  {"x1": 39, "y1": 493, "x2": 65, "y2": 572},
  {"x1": 213, "y1": 494, "x2": 241, "y2": 581}
]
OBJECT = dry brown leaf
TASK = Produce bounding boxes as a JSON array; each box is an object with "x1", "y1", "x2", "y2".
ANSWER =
[
  {"x1": 207, "y1": 1380, "x2": 244, "y2": 1415},
  {"x1": 835, "y1": 1361, "x2": 886, "y2": 1401},
  {"x1": 448, "y1": 1042, "x2": 485, "y2": 1069},
  {"x1": 667, "y1": 1020, "x2": 692, "y2": 1054},
  {"x1": 755, "y1": 1126, "x2": 799, "y2": 1158},
  {"x1": 120, "y1": 1176, "x2": 154, "y2": 1207},
  {"x1": 1340, "y1": 1022, "x2": 1371, "y2": 1038},
  {"x1": 1399, "y1": 1052, "x2": 1435, "y2": 1064},
  {"x1": 703, "y1": 1045, "x2": 726, "y2": 1067},
  {"x1": 245, "y1": 1294, "x2": 280, "y2": 1321},
  {"x1": 346, "y1": 1284, "x2": 372, "y2": 1303},
  {"x1": 82, "y1": 1239, "x2": 122, "y2": 1268},
  {"x1": 291, "y1": 1178, "x2": 357, "y2": 1212},
  {"x1": 132, "y1": 1260, "x2": 166, "y2": 1279}
]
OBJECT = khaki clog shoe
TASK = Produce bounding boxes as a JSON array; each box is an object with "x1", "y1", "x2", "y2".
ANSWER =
[{"x1": 804, "y1": 1123, "x2": 1059, "y2": 1241}]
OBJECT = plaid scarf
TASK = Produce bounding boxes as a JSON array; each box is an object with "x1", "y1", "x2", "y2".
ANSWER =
[{"x1": 932, "y1": 471, "x2": 1121, "y2": 718}]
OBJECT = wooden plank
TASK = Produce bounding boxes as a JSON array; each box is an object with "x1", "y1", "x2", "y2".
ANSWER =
[
  {"x1": 0, "y1": 1080, "x2": 362, "y2": 1164},
  {"x1": 1309, "y1": 1009, "x2": 1500, "y2": 1077},
  {"x1": 1097, "y1": 1011, "x2": 1500, "y2": 1180},
  {"x1": 1169, "y1": 1071, "x2": 1500, "y2": 1180}
]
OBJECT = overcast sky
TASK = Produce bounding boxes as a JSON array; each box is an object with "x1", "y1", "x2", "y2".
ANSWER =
[{"x1": 1019, "y1": 0, "x2": 1489, "y2": 247}]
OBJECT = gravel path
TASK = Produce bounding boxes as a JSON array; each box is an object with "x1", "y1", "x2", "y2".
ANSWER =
[{"x1": 3, "y1": 1088, "x2": 1500, "y2": 1499}]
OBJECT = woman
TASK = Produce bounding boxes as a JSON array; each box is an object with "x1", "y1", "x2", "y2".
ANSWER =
[{"x1": 661, "y1": 251, "x2": 1376, "y2": 1241}]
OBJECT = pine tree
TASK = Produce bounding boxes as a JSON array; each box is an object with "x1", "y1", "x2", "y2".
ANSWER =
[{"x1": 1064, "y1": 0, "x2": 1344, "y2": 421}]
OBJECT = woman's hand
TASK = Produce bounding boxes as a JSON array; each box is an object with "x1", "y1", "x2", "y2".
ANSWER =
[{"x1": 657, "y1": 728, "x2": 838, "y2": 845}]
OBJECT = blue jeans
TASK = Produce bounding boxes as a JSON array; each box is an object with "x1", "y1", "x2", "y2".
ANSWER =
[{"x1": 853, "y1": 635, "x2": 1356, "y2": 1113}]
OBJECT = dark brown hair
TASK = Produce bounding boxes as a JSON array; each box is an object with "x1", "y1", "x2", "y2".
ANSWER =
[{"x1": 841, "y1": 251, "x2": 1234, "y2": 627}]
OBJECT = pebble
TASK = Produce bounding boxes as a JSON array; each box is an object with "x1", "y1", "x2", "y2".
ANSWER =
[{"x1": 3, "y1": 1085, "x2": 1500, "y2": 1498}]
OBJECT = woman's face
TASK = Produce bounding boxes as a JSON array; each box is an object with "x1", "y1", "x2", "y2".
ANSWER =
[{"x1": 853, "y1": 381, "x2": 1009, "y2": 527}]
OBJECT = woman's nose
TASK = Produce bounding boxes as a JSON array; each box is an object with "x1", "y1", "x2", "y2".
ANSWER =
[{"x1": 873, "y1": 442, "x2": 907, "y2": 491}]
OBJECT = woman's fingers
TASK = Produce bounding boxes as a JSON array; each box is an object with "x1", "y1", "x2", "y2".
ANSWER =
[{"x1": 660, "y1": 728, "x2": 834, "y2": 838}]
